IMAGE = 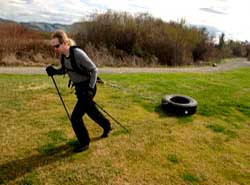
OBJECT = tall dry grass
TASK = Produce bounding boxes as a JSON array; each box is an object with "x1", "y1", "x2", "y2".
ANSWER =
[
  {"x1": 0, "y1": 23, "x2": 56, "y2": 66},
  {"x1": 1, "y1": 11, "x2": 250, "y2": 67},
  {"x1": 73, "y1": 11, "x2": 250, "y2": 66},
  {"x1": 73, "y1": 11, "x2": 221, "y2": 66}
]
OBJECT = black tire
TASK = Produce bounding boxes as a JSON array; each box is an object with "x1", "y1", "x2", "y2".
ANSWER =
[{"x1": 162, "y1": 94, "x2": 198, "y2": 116}]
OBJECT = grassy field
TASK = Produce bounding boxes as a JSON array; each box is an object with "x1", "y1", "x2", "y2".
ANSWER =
[{"x1": 0, "y1": 68, "x2": 250, "y2": 185}]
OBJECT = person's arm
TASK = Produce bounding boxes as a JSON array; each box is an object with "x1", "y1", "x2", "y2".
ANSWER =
[
  {"x1": 75, "y1": 49, "x2": 97, "y2": 89},
  {"x1": 55, "y1": 55, "x2": 66, "y2": 75},
  {"x1": 46, "y1": 65, "x2": 65, "y2": 76},
  {"x1": 46, "y1": 55, "x2": 66, "y2": 76},
  {"x1": 88, "y1": 68, "x2": 98, "y2": 89},
  {"x1": 54, "y1": 66, "x2": 65, "y2": 75}
]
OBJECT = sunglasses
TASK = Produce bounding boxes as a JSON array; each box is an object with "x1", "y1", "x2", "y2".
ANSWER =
[{"x1": 53, "y1": 44, "x2": 61, "y2": 48}]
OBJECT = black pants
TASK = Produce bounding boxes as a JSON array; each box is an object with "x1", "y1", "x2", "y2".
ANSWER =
[{"x1": 70, "y1": 81, "x2": 111, "y2": 146}]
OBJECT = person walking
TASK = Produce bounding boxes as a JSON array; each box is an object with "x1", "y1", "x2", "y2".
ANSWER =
[{"x1": 46, "y1": 30, "x2": 111, "y2": 153}]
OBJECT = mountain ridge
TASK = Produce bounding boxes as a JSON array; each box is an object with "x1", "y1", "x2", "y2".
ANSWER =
[
  {"x1": 0, "y1": 17, "x2": 221, "y2": 37},
  {"x1": 0, "y1": 17, "x2": 72, "y2": 32}
]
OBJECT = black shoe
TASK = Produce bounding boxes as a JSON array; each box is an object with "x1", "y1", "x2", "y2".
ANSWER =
[
  {"x1": 73, "y1": 144, "x2": 89, "y2": 153},
  {"x1": 101, "y1": 128, "x2": 112, "y2": 138}
]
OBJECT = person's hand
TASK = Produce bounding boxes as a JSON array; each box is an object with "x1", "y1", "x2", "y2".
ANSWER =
[
  {"x1": 87, "y1": 87, "x2": 94, "y2": 99},
  {"x1": 46, "y1": 65, "x2": 57, "y2": 76}
]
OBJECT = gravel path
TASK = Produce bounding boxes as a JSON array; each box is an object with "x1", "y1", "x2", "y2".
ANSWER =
[{"x1": 0, "y1": 59, "x2": 249, "y2": 74}]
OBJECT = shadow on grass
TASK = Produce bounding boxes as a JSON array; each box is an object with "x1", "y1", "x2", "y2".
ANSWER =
[
  {"x1": 0, "y1": 137, "x2": 103, "y2": 184},
  {"x1": 155, "y1": 105, "x2": 193, "y2": 124},
  {"x1": 155, "y1": 105, "x2": 179, "y2": 117}
]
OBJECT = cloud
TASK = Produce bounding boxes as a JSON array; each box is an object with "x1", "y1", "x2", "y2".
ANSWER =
[
  {"x1": 199, "y1": 8, "x2": 227, "y2": 15},
  {"x1": 0, "y1": 0, "x2": 93, "y2": 23},
  {"x1": 0, "y1": 0, "x2": 151, "y2": 24},
  {"x1": 0, "y1": 0, "x2": 250, "y2": 41}
]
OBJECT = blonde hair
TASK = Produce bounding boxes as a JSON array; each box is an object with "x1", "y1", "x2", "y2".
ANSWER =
[{"x1": 51, "y1": 30, "x2": 76, "y2": 46}]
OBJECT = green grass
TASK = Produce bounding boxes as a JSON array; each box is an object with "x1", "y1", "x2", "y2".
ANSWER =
[
  {"x1": 0, "y1": 68, "x2": 250, "y2": 184},
  {"x1": 167, "y1": 154, "x2": 179, "y2": 164},
  {"x1": 182, "y1": 172, "x2": 200, "y2": 184}
]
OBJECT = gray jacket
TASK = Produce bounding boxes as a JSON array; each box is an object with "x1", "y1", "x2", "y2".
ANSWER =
[{"x1": 57, "y1": 48, "x2": 97, "y2": 89}]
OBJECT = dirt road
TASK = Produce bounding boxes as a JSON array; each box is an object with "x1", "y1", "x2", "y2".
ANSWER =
[{"x1": 0, "y1": 59, "x2": 249, "y2": 74}]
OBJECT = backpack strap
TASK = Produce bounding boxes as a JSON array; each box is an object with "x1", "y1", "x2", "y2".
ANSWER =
[{"x1": 60, "y1": 54, "x2": 66, "y2": 74}]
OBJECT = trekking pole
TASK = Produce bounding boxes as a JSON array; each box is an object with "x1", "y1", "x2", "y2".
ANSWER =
[
  {"x1": 94, "y1": 101, "x2": 129, "y2": 133},
  {"x1": 50, "y1": 76, "x2": 71, "y2": 122}
]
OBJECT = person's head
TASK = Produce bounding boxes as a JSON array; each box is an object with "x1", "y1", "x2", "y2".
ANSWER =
[{"x1": 50, "y1": 30, "x2": 75, "y2": 54}]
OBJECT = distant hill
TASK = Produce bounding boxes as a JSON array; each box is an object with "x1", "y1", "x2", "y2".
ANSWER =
[
  {"x1": 0, "y1": 17, "x2": 73, "y2": 32},
  {"x1": 0, "y1": 17, "x2": 221, "y2": 37},
  {"x1": 0, "y1": 18, "x2": 16, "y2": 24},
  {"x1": 196, "y1": 24, "x2": 222, "y2": 36},
  {"x1": 20, "y1": 22, "x2": 72, "y2": 32}
]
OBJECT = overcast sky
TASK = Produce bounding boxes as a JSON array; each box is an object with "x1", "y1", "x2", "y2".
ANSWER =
[{"x1": 1, "y1": 0, "x2": 249, "y2": 41}]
